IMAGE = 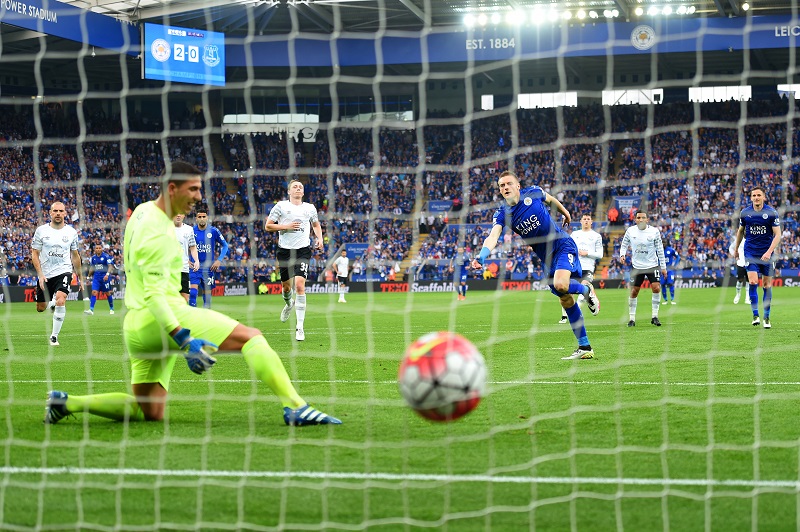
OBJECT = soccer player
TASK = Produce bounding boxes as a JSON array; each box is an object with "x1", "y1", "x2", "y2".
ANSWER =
[
  {"x1": 190, "y1": 205, "x2": 228, "y2": 308},
  {"x1": 265, "y1": 179, "x2": 324, "y2": 342},
  {"x1": 472, "y1": 171, "x2": 600, "y2": 360},
  {"x1": 729, "y1": 238, "x2": 750, "y2": 305},
  {"x1": 450, "y1": 247, "x2": 471, "y2": 301},
  {"x1": 333, "y1": 249, "x2": 349, "y2": 303},
  {"x1": 560, "y1": 214, "x2": 603, "y2": 323},
  {"x1": 619, "y1": 210, "x2": 667, "y2": 327},
  {"x1": 733, "y1": 186, "x2": 781, "y2": 328},
  {"x1": 31, "y1": 202, "x2": 82, "y2": 346},
  {"x1": 662, "y1": 243, "x2": 679, "y2": 305},
  {"x1": 84, "y1": 243, "x2": 116, "y2": 315},
  {"x1": 44, "y1": 161, "x2": 341, "y2": 426},
  {"x1": 174, "y1": 214, "x2": 199, "y2": 303}
]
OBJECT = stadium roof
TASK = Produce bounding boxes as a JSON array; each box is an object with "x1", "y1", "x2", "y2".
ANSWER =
[
  {"x1": 0, "y1": 1, "x2": 794, "y2": 93},
  {"x1": 57, "y1": 0, "x2": 784, "y2": 35}
]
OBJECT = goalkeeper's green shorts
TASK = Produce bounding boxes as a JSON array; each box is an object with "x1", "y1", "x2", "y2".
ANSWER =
[{"x1": 124, "y1": 306, "x2": 239, "y2": 390}]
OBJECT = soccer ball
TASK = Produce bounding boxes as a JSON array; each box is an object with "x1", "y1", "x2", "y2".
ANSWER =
[{"x1": 398, "y1": 332, "x2": 487, "y2": 422}]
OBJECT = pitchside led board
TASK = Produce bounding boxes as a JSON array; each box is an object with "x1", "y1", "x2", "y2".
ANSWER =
[{"x1": 142, "y1": 23, "x2": 225, "y2": 87}]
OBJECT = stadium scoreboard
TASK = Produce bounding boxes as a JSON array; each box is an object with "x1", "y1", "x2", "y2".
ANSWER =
[{"x1": 142, "y1": 22, "x2": 226, "y2": 86}]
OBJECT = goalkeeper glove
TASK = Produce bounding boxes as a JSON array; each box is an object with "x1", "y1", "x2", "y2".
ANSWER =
[
  {"x1": 173, "y1": 328, "x2": 218, "y2": 375},
  {"x1": 475, "y1": 247, "x2": 491, "y2": 266}
]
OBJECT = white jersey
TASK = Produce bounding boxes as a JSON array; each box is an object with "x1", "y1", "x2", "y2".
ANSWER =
[
  {"x1": 268, "y1": 200, "x2": 319, "y2": 249},
  {"x1": 729, "y1": 238, "x2": 746, "y2": 268},
  {"x1": 333, "y1": 256, "x2": 349, "y2": 277},
  {"x1": 31, "y1": 224, "x2": 79, "y2": 279},
  {"x1": 620, "y1": 225, "x2": 666, "y2": 270},
  {"x1": 174, "y1": 223, "x2": 196, "y2": 273},
  {"x1": 571, "y1": 229, "x2": 603, "y2": 273}
]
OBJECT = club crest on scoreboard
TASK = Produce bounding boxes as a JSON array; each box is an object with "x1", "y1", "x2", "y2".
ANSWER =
[
  {"x1": 203, "y1": 45, "x2": 221, "y2": 67},
  {"x1": 631, "y1": 25, "x2": 656, "y2": 50},
  {"x1": 151, "y1": 39, "x2": 170, "y2": 62}
]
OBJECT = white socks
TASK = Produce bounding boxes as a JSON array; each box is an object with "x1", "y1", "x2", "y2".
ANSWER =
[
  {"x1": 735, "y1": 281, "x2": 743, "y2": 295},
  {"x1": 628, "y1": 297, "x2": 638, "y2": 321},
  {"x1": 52, "y1": 306, "x2": 66, "y2": 337},
  {"x1": 651, "y1": 293, "x2": 661, "y2": 318},
  {"x1": 295, "y1": 294, "x2": 306, "y2": 329}
]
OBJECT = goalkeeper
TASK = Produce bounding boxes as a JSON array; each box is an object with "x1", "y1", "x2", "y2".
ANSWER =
[{"x1": 44, "y1": 161, "x2": 341, "y2": 427}]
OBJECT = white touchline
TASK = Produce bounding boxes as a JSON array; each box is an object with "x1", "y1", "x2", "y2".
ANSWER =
[
  {"x1": 9, "y1": 379, "x2": 800, "y2": 386},
  {"x1": 0, "y1": 466, "x2": 797, "y2": 489}
]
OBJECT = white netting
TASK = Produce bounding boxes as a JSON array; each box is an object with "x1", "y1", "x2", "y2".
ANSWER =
[{"x1": 2, "y1": 1, "x2": 800, "y2": 530}]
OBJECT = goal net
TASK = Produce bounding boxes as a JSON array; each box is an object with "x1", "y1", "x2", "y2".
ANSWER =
[{"x1": 2, "y1": 1, "x2": 799, "y2": 529}]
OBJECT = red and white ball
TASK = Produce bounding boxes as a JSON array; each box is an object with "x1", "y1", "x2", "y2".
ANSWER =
[{"x1": 398, "y1": 332, "x2": 487, "y2": 422}]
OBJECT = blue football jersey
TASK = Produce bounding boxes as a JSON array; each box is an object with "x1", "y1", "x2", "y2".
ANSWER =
[
  {"x1": 193, "y1": 225, "x2": 227, "y2": 268},
  {"x1": 452, "y1": 253, "x2": 470, "y2": 280},
  {"x1": 492, "y1": 186, "x2": 572, "y2": 264},
  {"x1": 90, "y1": 252, "x2": 115, "y2": 278},
  {"x1": 739, "y1": 205, "x2": 780, "y2": 257},
  {"x1": 664, "y1": 246, "x2": 679, "y2": 268}
]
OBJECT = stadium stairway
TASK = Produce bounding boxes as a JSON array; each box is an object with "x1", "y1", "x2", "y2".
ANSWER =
[
  {"x1": 206, "y1": 134, "x2": 247, "y2": 216},
  {"x1": 209, "y1": 134, "x2": 232, "y2": 173},
  {"x1": 595, "y1": 226, "x2": 626, "y2": 276},
  {"x1": 395, "y1": 230, "x2": 429, "y2": 282}
]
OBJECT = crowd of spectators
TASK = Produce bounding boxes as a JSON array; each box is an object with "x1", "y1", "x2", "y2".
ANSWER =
[{"x1": 2, "y1": 98, "x2": 800, "y2": 289}]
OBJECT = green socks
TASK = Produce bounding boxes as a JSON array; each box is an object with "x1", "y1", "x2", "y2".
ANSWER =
[
  {"x1": 242, "y1": 335, "x2": 304, "y2": 409},
  {"x1": 65, "y1": 393, "x2": 145, "y2": 422}
]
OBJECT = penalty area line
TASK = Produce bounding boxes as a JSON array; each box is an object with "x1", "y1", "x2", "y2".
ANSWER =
[{"x1": 0, "y1": 466, "x2": 797, "y2": 489}]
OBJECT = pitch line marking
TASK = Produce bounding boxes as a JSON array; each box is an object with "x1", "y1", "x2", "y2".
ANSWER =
[
  {"x1": 0, "y1": 466, "x2": 797, "y2": 489},
  {"x1": 7, "y1": 379, "x2": 800, "y2": 387}
]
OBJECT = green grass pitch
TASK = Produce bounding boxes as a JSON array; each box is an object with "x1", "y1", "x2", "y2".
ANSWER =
[{"x1": 1, "y1": 286, "x2": 799, "y2": 530}]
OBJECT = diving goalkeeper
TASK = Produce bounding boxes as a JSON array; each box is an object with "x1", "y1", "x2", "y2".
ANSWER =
[{"x1": 44, "y1": 161, "x2": 341, "y2": 426}]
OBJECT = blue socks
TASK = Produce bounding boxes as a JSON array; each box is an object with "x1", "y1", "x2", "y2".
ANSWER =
[
  {"x1": 90, "y1": 294, "x2": 114, "y2": 311},
  {"x1": 763, "y1": 287, "x2": 772, "y2": 318},
  {"x1": 564, "y1": 303, "x2": 589, "y2": 347},
  {"x1": 749, "y1": 284, "x2": 759, "y2": 316},
  {"x1": 662, "y1": 286, "x2": 675, "y2": 301},
  {"x1": 568, "y1": 279, "x2": 589, "y2": 296},
  {"x1": 188, "y1": 288, "x2": 198, "y2": 307}
]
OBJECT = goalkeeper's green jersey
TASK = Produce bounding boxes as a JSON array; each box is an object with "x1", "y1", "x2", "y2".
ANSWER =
[{"x1": 123, "y1": 201, "x2": 185, "y2": 333}]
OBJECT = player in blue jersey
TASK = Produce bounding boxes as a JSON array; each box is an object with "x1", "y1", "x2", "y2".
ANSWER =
[
  {"x1": 190, "y1": 205, "x2": 229, "y2": 308},
  {"x1": 472, "y1": 171, "x2": 600, "y2": 360},
  {"x1": 662, "y1": 244, "x2": 679, "y2": 305},
  {"x1": 734, "y1": 186, "x2": 781, "y2": 328},
  {"x1": 450, "y1": 247, "x2": 470, "y2": 300},
  {"x1": 84, "y1": 243, "x2": 115, "y2": 315}
]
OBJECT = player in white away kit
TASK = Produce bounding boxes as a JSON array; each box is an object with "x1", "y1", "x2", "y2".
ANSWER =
[
  {"x1": 174, "y1": 214, "x2": 199, "y2": 303},
  {"x1": 619, "y1": 210, "x2": 667, "y2": 327},
  {"x1": 265, "y1": 180, "x2": 324, "y2": 341},
  {"x1": 729, "y1": 238, "x2": 750, "y2": 305},
  {"x1": 333, "y1": 250, "x2": 349, "y2": 303},
  {"x1": 31, "y1": 202, "x2": 83, "y2": 346},
  {"x1": 560, "y1": 214, "x2": 603, "y2": 323}
]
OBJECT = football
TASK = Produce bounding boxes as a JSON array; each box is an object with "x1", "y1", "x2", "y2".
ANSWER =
[{"x1": 398, "y1": 332, "x2": 487, "y2": 422}]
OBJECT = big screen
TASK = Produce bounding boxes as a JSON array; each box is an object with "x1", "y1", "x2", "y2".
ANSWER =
[{"x1": 143, "y1": 23, "x2": 225, "y2": 86}]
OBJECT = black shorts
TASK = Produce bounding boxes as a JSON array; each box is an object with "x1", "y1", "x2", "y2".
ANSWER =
[
  {"x1": 180, "y1": 272, "x2": 190, "y2": 294},
  {"x1": 736, "y1": 266, "x2": 747, "y2": 282},
  {"x1": 277, "y1": 246, "x2": 312, "y2": 282},
  {"x1": 337, "y1": 276, "x2": 348, "y2": 286},
  {"x1": 35, "y1": 272, "x2": 73, "y2": 303},
  {"x1": 632, "y1": 267, "x2": 662, "y2": 288}
]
